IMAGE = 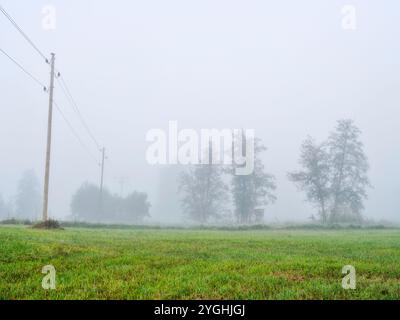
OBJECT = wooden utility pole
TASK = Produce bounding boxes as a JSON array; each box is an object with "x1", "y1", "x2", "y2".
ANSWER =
[{"x1": 42, "y1": 53, "x2": 56, "y2": 222}]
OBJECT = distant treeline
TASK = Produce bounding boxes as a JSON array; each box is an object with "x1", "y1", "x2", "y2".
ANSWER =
[{"x1": 69, "y1": 183, "x2": 150, "y2": 224}]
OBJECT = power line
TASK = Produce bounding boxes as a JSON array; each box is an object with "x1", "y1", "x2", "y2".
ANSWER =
[
  {"x1": 55, "y1": 74, "x2": 102, "y2": 150},
  {"x1": 0, "y1": 47, "x2": 47, "y2": 90},
  {"x1": 1, "y1": 6, "x2": 107, "y2": 213},
  {"x1": 53, "y1": 100, "x2": 100, "y2": 166},
  {"x1": 0, "y1": 47, "x2": 100, "y2": 166},
  {"x1": 56, "y1": 74, "x2": 101, "y2": 150},
  {"x1": 1, "y1": 5, "x2": 107, "y2": 184},
  {"x1": 0, "y1": 5, "x2": 49, "y2": 62}
]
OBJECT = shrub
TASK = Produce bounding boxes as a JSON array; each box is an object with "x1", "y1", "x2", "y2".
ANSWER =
[{"x1": 32, "y1": 219, "x2": 63, "y2": 230}]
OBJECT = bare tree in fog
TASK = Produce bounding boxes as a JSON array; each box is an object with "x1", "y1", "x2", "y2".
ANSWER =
[
  {"x1": 179, "y1": 143, "x2": 229, "y2": 224},
  {"x1": 232, "y1": 138, "x2": 276, "y2": 224},
  {"x1": 328, "y1": 119, "x2": 370, "y2": 223},
  {"x1": 15, "y1": 170, "x2": 41, "y2": 221},
  {"x1": 288, "y1": 137, "x2": 331, "y2": 223}
]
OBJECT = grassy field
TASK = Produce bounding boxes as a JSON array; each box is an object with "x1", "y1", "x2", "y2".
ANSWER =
[{"x1": 0, "y1": 225, "x2": 399, "y2": 300}]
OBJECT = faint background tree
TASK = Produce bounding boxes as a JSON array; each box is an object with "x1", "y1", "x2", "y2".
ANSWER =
[
  {"x1": 120, "y1": 192, "x2": 151, "y2": 223},
  {"x1": 289, "y1": 120, "x2": 371, "y2": 224},
  {"x1": 178, "y1": 143, "x2": 229, "y2": 224},
  {"x1": 232, "y1": 137, "x2": 276, "y2": 224},
  {"x1": 328, "y1": 119, "x2": 370, "y2": 223},
  {"x1": 70, "y1": 182, "x2": 151, "y2": 224},
  {"x1": 0, "y1": 194, "x2": 8, "y2": 220},
  {"x1": 15, "y1": 170, "x2": 41, "y2": 221},
  {"x1": 288, "y1": 137, "x2": 331, "y2": 223},
  {"x1": 70, "y1": 182, "x2": 103, "y2": 222}
]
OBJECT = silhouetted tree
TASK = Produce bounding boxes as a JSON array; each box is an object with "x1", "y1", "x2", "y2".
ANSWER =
[
  {"x1": 328, "y1": 119, "x2": 370, "y2": 223},
  {"x1": 290, "y1": 120, "x2": 370, "y2": 224},
  {"x1": 288, "y1": 137, "x2": 331, "y2": 223},
  {"x1": 15, "y1": 170, "x2": 41, "y2": 220},
  {"x1": 179, "y1": 143, "x2": 229, "y2": 224},
  {"x1": 232, "y1": 137, "x2": 276, "y2": 224}
]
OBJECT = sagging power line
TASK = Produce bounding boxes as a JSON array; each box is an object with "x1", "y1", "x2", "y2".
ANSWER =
[
  {"x1": 0, "y1": 47, "x2": 47, "y2": 90},
  {"x1": 54, "y1": 100, "x2": 101, "y2": 165},
  {"x1": 0, "y1": 5, "x2": 49, "y2": 63},
  {"x1": 55, "y1": 74, "x2": 102, "y2": 150},
  {"x1": 0, "y1": 48, "x2": 100, "y2": 166}
]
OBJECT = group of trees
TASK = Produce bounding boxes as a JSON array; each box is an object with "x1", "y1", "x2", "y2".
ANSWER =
[
  {"x1": 1, "y1": 172, "x2": 151, "y2": 224},
  {"x1": 70, "y1": 183, "x2": 151, "y2": 224},
  {"x1": 178, "y1": 119, "x2": 370, "y2": 225},
  {"x1": 178, "y1": 138, "x2": 277, "y2": 224},
  {"x1": 289, "y1": 120, "x2": 370, "y2": 224}
]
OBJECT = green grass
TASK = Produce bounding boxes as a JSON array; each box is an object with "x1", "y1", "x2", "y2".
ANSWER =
[{"x1": 0, "y1": 225, "x2": 399, "y2": 300}]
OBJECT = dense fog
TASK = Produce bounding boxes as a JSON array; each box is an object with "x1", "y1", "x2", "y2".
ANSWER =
[{"x1": 1, "y1": 1, "x2": 399, "y2": 224}]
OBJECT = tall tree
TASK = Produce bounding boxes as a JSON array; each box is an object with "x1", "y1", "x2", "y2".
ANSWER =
[
  {"x1": 0, "y1": 194, "x2": 8, "y2": 220},
  {"x1": 15, "y1": 170, "x2": 41, "y2": 220},
  {"x1": 178, "y1": 143, "x2": 229, "y2": 224},
  {"x1": 328, "y1": 119, "x2": 370, "y2": 222},
  {"x1": 290, "y1": 120, "x2": 370, "y2": 224},
  {"x1": 288, "y1": 137, "x2": 331, "y2": 223},
  {"x1": 232, "y1": 137, "x2": 276, "y2": 224}
]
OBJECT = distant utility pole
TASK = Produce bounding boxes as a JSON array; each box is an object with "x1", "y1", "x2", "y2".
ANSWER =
[{"x1": 42, "y1": 53, "x2": 56, "y2": 222}]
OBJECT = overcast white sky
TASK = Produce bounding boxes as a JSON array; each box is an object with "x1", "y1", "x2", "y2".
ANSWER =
[{"x1": 1, "y1": 0, "x2": 399, "y2": 222}]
